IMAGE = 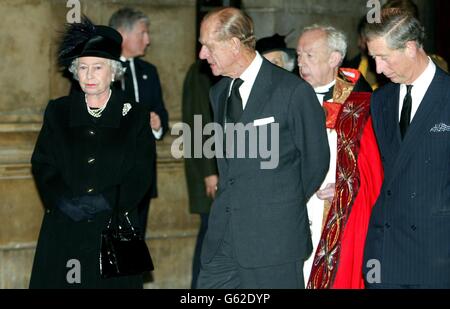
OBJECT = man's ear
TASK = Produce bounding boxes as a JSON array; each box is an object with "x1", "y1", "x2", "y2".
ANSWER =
[
  {"x1": 230, "y1": 37, "x2": 241, "y2": 54},
  {"x1": 404, "y1": 41, "x2": 418, "y2": 58},
  {"x1": 328, "y1": 51, "x2": 342, "y2": 68}
]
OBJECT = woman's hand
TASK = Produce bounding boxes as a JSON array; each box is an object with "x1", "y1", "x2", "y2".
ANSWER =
[{"x1": 56, "y1": 194, "x2": 111, "y2": 221}]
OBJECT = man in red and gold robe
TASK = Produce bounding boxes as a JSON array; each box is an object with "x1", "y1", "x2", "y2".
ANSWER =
[{"x1": 297, "y1": 25, "x2": 383, "y2": 288}]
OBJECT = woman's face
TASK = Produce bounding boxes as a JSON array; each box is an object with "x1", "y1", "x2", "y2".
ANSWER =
[{"x1": 77, "y1": 57, "x2": 113, "y2": 96}]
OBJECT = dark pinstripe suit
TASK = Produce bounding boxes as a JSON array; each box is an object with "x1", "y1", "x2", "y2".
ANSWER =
[
  {"x1": 363, "y1": 67, "x2": 450, "y2": 288},
  {"x1": 198, "y1": 59, "x2": 330, "y2": 288}
]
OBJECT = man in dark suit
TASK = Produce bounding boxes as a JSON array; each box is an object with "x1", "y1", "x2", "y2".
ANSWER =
[
  {"x1": 109, "y1": 7, "x2": 169, "y2": 237},
  {"x1": 196, "y1": 7, "x2": 330, "y2": 289},
  {"x1": 363, "y1": 8, "x2": 450, "y2": 288}
]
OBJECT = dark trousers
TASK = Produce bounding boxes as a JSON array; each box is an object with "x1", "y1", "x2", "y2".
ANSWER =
[
  {"x1": 196, "y1": 220, "x2": 305, "y2": 289},
  {"x1": 191, "y1": 213, "x2": 209, "y2": 289}
]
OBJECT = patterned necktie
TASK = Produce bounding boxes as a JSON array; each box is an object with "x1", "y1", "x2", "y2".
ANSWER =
[
  {"x1": 399, "y1": 84, "x2": 413, "y2": 139},
  {"x1": 226, "y1": 78, "x2": 244, "y2": 123}
]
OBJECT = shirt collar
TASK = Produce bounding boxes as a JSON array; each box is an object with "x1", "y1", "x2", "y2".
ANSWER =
[
  {"x1": 120, "y1": 56, "x2": 134, "y2": 63},
  {"x1": 239, "y1": 51, "x2": 263, "y2": 84},
  {"x1": 408, "y1": 56, "x2": 436, "y2": 88},
  {"x1": 314, "y1": 80, "x2": 336, "y2": 94}
]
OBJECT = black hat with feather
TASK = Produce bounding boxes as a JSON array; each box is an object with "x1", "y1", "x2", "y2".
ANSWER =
[{"x1": 58, "y1": 16, "x2": 122, "y2": 67}]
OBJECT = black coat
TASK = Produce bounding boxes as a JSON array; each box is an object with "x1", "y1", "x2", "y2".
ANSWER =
[
  {"x1": 182, "y1": 60, "x2": 219, "y2": 214},
  {"x1": 29, "y1": 90, "x2": 155, "y2": 288},
  {"x1": 70, "y1": 58, "x2": 168, "y2": 198}
]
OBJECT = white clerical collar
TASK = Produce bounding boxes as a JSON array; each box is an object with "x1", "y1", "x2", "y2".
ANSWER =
[{"x1": 314, "y1": 80, "x2": 336, "y2": 94}]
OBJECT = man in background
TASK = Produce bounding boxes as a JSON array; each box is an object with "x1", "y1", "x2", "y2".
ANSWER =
[
  {"x1": 182, "y1": 59, "x2": 219, "y2": 288},
  {"x1": 109, "y1": 7, "x2": 169, "y2": 237}
]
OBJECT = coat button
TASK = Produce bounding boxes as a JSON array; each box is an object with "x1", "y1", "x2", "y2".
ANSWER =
[
  {"x1": 387, "y1": 190, "x2": 392, "y2": 196},
  {"x1": 411, "y1": 192, "x2": 416, "y2": 199},
  {"x1": 86, "y1": 188, "x2": 95, "y2": 194},
  {"x1": 229, "y1": 179, "x2": 235, "y2": 186},
  {"x1": 410, "y1": 225, "x2": 417, "y2": 231},
  {"x1": 88, "y1": 129, "x2": 96, "y2": 136},
  {"x1": 385, "y1": 223, "x2": 391, "y2": 229},
  {"x1": 225, "y1": 207, "x2": 231, "y2": 213},
  {"x1": 87, "y1": 157, "x2": 96, "y2": 164}
]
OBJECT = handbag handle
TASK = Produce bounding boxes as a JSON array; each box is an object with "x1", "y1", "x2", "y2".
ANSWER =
[{"x1": 105, "y1": 186, "x2": 137, "y2": 235}]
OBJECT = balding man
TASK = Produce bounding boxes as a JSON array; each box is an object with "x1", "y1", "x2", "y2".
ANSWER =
[{"x1": 196, "y1": 8, "x2": 329, "y2": 288}]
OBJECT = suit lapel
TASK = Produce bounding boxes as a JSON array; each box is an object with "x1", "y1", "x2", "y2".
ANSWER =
[
  {"x1": 211, "y1": 78, "x2": 231, "y2": 169},
  {"x1": 133, "y1": 58, "x2": 143, "y2": 79},
  {"x1": 240, "y1": 59, "x2": 272, "y2": 125},
  {"x1": 212, "y1": 60, "x2": 273, "y2": 168},
  {"x1": 382, "y1": 84, "x2": 402, "y2": 163},
  {"x1": 216, "y1": 79, "x2": 231, "y2": 127}
]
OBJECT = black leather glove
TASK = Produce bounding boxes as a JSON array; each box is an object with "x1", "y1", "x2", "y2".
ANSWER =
[
  {"x1": 57, "y1": 194, "x2": 111, "y2": 222},
  {"x1": 77, "y1": 194, "x2": 110, "y2": 214}
]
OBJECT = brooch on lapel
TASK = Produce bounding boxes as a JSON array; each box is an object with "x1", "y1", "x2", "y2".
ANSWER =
[
  {"x1": 142, "y1": 74, "x2": 148, "y2": 80},
  {"x1": 122, "y1": 103, "x2": 132, "y2": 116},
  {"x1": 430, "y1": 123, "x2": 450, "y2": 133}
]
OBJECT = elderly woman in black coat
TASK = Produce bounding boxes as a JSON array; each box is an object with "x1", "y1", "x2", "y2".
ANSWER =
[{"x1": 29, "y1": 18, "x2": 155, "y2": 288}]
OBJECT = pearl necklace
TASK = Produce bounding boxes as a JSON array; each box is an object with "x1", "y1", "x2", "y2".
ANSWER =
[{"x1": 85, "y1": 90, "x2": 112, "y2": 118}]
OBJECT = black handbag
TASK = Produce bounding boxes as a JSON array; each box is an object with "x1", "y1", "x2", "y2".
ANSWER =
[{"x1": 99, "y1": 188, "x2": 154, "y2": 278}]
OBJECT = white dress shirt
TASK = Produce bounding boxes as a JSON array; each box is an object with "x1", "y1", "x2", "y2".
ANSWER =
[
  {"x1": 398, "y1": 57, "x2": 436, "y2": 122},
  {"x1": 228, "y1": 51, "x2": 264, "y2": 109}
]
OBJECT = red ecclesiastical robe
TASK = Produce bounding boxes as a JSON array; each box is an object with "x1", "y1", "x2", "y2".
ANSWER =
[{"x1": 307, "y1": 69, "x2": 383, "y2": 289}]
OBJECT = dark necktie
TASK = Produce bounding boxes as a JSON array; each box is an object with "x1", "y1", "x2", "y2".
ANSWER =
[
  {"x1": 226, "y1": 78, "x2": 244, "y2": 123},
  {"x1": 399, "y1": 84, "x2": 413, "y2": 139},
  {"x1": 123, "y1": 60, "x2": 136, "y2": 102}
]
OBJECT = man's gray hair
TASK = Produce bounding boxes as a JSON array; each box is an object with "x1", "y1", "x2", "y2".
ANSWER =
[
  {"x1": 364, "y1": 8, "x2": 425, "y2": 50},
  {"x1": 68, "y1": 58, "x2": 124, "y2": 81},
  {"x1": 302, "y1": 24, "x2": 347, "y2": 61},
  {"x1": 109, "y1": 7, "x2": 149, "y2": 32}
]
